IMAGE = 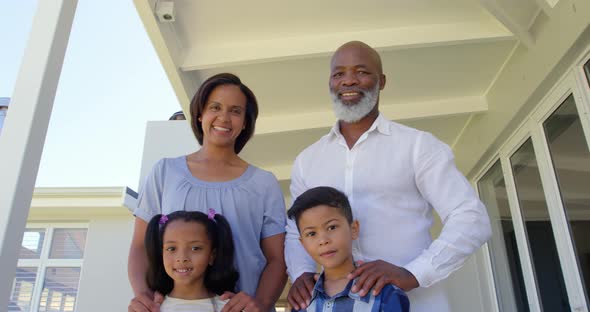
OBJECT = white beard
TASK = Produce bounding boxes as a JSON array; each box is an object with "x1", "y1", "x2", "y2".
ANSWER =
[{"x1": 330, "y1": 82, "x2": 379, "y2": 123}]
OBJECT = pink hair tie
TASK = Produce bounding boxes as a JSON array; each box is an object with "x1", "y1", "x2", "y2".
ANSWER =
[
  {"x1": 159, "y1": 214, "x2": 168, "y2": 225},
  {"x1": 208, "y1": 208, "x2": 217, "y2": 221}
]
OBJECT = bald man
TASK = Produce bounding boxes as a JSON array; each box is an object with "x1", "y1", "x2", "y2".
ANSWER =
[{"x1": 285, "y1": 41, "x2": 491, "y2": 311}]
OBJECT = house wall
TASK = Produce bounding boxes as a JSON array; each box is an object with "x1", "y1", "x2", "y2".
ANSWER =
[
  {"x1": 75, "y1": 216, "x2": 135, "y2": 311},
  {"x1": 430, "y1": 216, "x2": 488, "y2": 312},
  {"x1": 26, "y1": 194, "x2": 136, "y2": 312}
]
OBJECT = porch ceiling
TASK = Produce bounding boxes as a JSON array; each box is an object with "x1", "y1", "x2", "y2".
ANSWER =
[
  {"x1": 240, "y1": 114, "x2": 471, "y2": 181},
  {"x1": 135, "y1": 0, "x2": 550, "y2": 177}
]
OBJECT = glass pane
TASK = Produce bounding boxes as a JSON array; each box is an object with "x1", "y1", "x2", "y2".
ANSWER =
[
  {"x1": 543, "y1": 94, "x2": 590, "y2": 300},
  {"x1": 478, "y1": 161, "x2": 529, "y2": 311},
  {"x1": 49, "y1": 229, "x2": 87, "y2": 259},
  {"x1": 19, "y1": 229, "x2": 46, "y2": 259},
  {"x1": 38, "y1": 267, "x2": 81, "y2": 312},
  {"x1": 9, "y1": 267, "x2": 37, "y2": 312},
  {"x1": 511, "y1": 139, "x2": 571, "y2": 311}
]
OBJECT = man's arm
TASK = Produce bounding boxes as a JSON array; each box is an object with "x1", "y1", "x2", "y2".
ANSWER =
[
  {"x1": 285, "y1": 219, "x2": 317, "y2": 310},
  {"x1": 348, "y1": 260, "x2": 418, "y2": 296},
  {"x1": 349, "y1": 133, "x2": 491, "y2": 296},
  {"x1": 285, "y1": 155, "x2": 319, "y2": 310},
  {"x1": 403, "y1": 133, "x2": 491, "y2": 288}
]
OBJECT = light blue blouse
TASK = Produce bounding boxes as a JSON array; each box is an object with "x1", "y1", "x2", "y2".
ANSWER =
[{"x1": 134, "y1": 156, "x2": 286, "y2": 296}]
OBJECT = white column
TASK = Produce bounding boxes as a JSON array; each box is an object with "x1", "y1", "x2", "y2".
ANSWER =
[{"x1": 0, "y1": 0, "x2": 78, "y2": 308}]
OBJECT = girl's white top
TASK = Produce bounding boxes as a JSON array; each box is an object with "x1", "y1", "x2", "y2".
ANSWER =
[{"x1": 160, "y1": 295, "x2": 227, "y2": 312}]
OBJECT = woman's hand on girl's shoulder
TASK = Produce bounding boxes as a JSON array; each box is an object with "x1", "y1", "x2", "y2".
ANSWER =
[
  {"x1": 128, "y1": 291, "x2": 164, "y2": 312},
  {"x1": 220, "y1": 291, "x2": 263, "y2": 312}
]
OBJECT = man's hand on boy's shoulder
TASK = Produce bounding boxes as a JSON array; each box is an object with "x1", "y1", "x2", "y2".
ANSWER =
[
  {"x1": 287, "y1": 272, "x2": 319, "y2": 311},
  {"x1": 347, "y1": 260, "x2": 419, "y2": 297}
]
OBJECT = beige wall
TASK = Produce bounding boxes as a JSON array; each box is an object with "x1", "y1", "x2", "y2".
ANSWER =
[
  {"x1": 430, "y1": 214, "x2": 490, "y2": 312},
  {"x1": 76, "y1": 216, "x2": 135, "y2": 311}
]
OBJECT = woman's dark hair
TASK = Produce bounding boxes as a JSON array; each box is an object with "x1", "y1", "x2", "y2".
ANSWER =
[
  {"x1": 189, "y1": 73, "x2": 259, "y2": 154},
  {"x1": 145, "y1": 210, "x2": 239, "y2": 295}
]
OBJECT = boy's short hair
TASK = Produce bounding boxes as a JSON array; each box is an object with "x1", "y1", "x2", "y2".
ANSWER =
[{"x1": 288, "y1": 186, "x2": 353, "y2": 230}]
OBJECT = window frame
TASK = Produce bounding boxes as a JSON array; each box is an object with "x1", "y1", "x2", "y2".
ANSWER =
[
  {"x1": 13, "y1": 222, "x2": 88, "y2": 312},
  {"x1": 529, "y1": 74, "x2": 589, "y2": 310},
  {"x1": 473, "y1": 47, "x2": 590, "y2": 311},
  {"x1": 472, "y1": 157, "x2": 511, "y2": 312}
]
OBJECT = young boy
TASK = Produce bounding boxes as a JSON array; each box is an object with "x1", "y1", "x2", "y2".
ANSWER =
[{"x1": 287, "y1": 186, "x2": 409, "y2": 312}]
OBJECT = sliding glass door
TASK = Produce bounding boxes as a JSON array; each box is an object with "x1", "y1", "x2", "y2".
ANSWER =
[{"x1": 476, "y1": 63, "x2": 590, "y2": 311}]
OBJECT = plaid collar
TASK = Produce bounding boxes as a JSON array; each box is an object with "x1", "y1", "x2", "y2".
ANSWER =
[{"x1": 310, "y1": 272, "x2": 371, "y2": 304}]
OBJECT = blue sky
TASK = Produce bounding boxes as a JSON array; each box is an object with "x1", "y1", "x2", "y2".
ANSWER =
[{"x1": 1, "y1": 0, "x2": 180, "y2": 190}]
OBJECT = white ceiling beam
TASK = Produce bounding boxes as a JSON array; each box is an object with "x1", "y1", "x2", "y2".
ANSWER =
[
  {"x1": 180, "y1": 22, "x2": 513, "y2": 71},
  {"x1": 255, "y1": 96, "x2": 488, "y2": 135},
  {"x1": 533, "y1": 0, "x2": 558, "y2": 17},
  {"x1": 534, "y1": 0, "x2": 559, "y2": 9},
  {"x1": 31, "y1": 197, "x2": 125, "y2": 208},
  {"x1": 33, "y1": 187, "x2": 129, "y2": 197},
  {"x1": 134, "y1": 0, "x2": 192, "y2": 108},
  {"x1": 479, "y1": 0, "x2": 535, "y2": 49}
]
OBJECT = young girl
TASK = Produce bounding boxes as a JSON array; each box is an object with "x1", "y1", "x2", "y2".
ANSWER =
[{"x1": 145, "y1": 209, "x2": 239, "y2": 311}]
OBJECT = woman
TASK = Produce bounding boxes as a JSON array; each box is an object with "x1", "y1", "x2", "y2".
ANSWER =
[{"x1": 128, "y1": 73, "x2": 287, "y2": 312}]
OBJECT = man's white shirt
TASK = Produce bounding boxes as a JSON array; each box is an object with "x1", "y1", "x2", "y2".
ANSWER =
[{"x1": 285, "y1": 113, "x2": 491, "y2": 311}]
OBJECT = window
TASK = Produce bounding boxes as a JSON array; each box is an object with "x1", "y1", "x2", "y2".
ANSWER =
[
  {"x1": 509, "y1": 139, "x2": 571, "y2": 311},
  {"x1": 475, "y1": 57, "x2": 590, "y2": 310},
  {"x1": 9, "y1": 225, "x2": 87, "y2": 312},
  {"x1": 478, "y1": 161, "x2": 529, "y2": 311},
  {"x1": 543, "y1": 94, "x2": 590, "y2": 301}
]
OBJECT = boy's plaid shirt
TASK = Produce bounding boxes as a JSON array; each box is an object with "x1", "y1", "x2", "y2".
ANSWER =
[{"x1": 293, "y1": 273, "x2": 409, "y2": 312}]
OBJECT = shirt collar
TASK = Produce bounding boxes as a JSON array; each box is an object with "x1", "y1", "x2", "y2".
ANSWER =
[
  {"x1": 310, "y1": 272, "x2": 372, "y2": 304},
  {"x1": 328, "y1": 112, "x2": 391, "y2": 140}
]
